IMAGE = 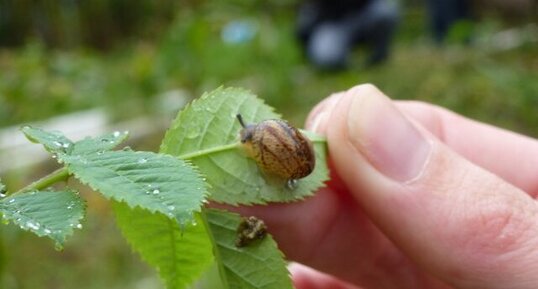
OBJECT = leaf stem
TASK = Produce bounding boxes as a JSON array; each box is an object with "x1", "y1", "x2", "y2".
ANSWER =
[
  {"x1": 13, "y1": 167, "x2": 70, "y2": 195},
  {"x1": 199, "y1": 208, "x2": 230, "y2": 289},
  {"x1": 178, "y1": 142, "x2": 241, "y2": 160}
]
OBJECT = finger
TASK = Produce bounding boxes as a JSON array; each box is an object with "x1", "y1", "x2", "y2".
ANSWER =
[
  {"x1": 290, "y1": 263, "x2": 364, "y2": 289},
  {"x1": 226, "y1": 166, "x2": 449, "y2": 289},
  {"x1": 322, "y1": 84, "x2": 538, "y2": 289},
  {"x1": 395, "y1": 100, "x2": 538, "y2": 196},
  {"x1": 305, "y1": 92, "x2": 345, "y2": 133}
]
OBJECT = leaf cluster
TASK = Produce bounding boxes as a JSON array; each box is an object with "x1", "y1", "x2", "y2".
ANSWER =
[{"x1": 1, "y1": 87, "x2": 329, "y2": 289}]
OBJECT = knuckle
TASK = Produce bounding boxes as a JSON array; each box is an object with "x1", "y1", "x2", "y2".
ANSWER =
[{"x1": 445, "y1": 183, "x2": 538, "y2": 271}]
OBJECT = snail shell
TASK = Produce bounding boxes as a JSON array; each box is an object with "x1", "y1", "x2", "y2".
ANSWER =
[{"x1": 236, "y1": 114, "x2": 315, "y2": 181}]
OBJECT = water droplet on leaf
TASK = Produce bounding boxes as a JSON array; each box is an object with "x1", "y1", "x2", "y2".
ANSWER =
[
  {"x1": 26, "y1": 221, "x2": 40, "y2": 230},
  {"x1": 186, "y1": 130, "x2": 199, "y2": 139}
]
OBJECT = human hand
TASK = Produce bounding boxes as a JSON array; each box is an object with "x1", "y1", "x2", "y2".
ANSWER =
[{"x1": 232, "y1": 84, "x2": 538, "y2": 289}]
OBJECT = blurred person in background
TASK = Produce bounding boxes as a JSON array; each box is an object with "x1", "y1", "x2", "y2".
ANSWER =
[
  {"x1": 296, "y1": 0, "x2": 400, "y2": 70},
  {"x1": 426, "y1": 0, "x2": 472, "y2": 44}
]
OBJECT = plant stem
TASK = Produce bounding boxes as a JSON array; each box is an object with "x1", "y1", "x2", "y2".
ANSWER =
[
  {"x1": 13, "y1": 167, "x2": 70, "y2": 195},
  {"x1": 199, "y1": 208, "x2": 230, "y2": 289},
  {"x1": 178, "y1": 142, "x2": 240, "y2": 160}
]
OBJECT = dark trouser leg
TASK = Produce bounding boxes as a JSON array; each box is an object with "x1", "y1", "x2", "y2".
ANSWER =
[
  {"x1": 296, "y1": 1, "x2": 323, "y2": 44},
  {"x1": 344, "y1": 0, "x2": 400, "y2": 65},
  {"x1": 426, "y1": 0, "x2": 471, "y2": 43}
]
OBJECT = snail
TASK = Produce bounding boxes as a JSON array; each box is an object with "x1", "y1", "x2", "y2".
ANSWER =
[
  {"x1": 236, "y1": 114, "x2": 315, "y2": 187},
  {"x1": 235, "y1": 216, "x2": 267, "y2": 247}
]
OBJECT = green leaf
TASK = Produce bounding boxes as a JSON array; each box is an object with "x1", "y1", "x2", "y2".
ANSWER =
[
  {"x1": 60, "y1": 150, "x2": 207, "y2": 225},
  {"x1": 161, "y1": 87, "x2": 329, "y2": 205},
  {"x1": 0, "y1": 190, "x2": 85, "y2": 249},
  {"x1": 114, "y1": 202, "x2": 213, "y2": 289},
  {"x1": 21, "y1": 126, "x2": 74, "y2": 155},
  {"x1": 205, "y1": 209, "x2": 293, "y2": 289},
  {"x1": 21, "y1": 126, "x2": 130, "y2": 157},
  {"x1": 71, "y1": 130, "x2": 129, "y2": 155}
]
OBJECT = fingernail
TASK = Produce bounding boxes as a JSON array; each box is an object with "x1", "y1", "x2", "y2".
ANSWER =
[
  {"x1": 347, "y1": 94, "x2": 432, "y2": 182},
  {"x1": 307, "y1": 93, "x2": 344, "y2": 133},
  {"x1": 309, "y1": 111, "x2": 328, "y2": 133}
]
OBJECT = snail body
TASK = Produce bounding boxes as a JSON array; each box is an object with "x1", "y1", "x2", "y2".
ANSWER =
[{"x1": 236, "y1": 114, "x2": 315, "y2": 182}]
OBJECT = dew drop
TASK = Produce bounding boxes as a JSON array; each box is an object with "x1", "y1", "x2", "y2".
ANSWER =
[
  {"x1": 113, "y1": 131, "x2": 121, "y2": 137},
  {"x1": 8, "y1": 199, "x2": 15, "y2": 204},
  {"x1": 76, "y1": 224, "x2": 82, "y2": 229},
  {"x1": 205, "y1": 106, "x2": 218, "y2": 113},
  {"x1": 152, "y1": 189, "x2": 160, "y2": 195},
  {"x1": 44, "y1": 229, "x2": 52, "y2": 234},
  {"x1": 0, "y1": 192, "x2": 6, "y2": 198},
  {"x1": 26, "y1": 221, "x2": 40, "y2": 230},
  {"x1": 186, "y1": 130, "x2": 199, "y2": 139},
  {"x1": 62, "y1": 142, "x2": 70, "y2": 149},
  {"x1": 167, "y1": 205, "x2": 175, "y2": 211},
  {"x1": 52, "y1": 154, "x2": 58, "y2": 159},
  {"x1": 53, "y1": 141, "x2": 63, "y2": 147},
  {"x1": 138, "y1": 158, "x2": 148, "y2": 164},
  {"x1": 286, "y1": 179, "x2": 298, "y2": 190}
]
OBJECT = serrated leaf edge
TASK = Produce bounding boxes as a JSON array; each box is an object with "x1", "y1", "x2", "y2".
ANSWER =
[{"x1": 63, "y1": 151, "x2": 209, "y2": 226}]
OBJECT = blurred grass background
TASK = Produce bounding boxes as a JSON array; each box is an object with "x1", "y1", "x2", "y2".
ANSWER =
[{"x1": 0, "y1": 1, "x2": 537, "y2": 288}]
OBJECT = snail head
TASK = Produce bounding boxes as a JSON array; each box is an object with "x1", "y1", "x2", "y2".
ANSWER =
[{"x1": 236, "y1": 114, "x2": 255, "y2": 143}]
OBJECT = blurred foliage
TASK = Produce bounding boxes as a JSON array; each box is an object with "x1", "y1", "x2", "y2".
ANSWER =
[
  {"x1": 0, "y1": 0, "x2": 180, "y2": 49},
  {"x1": 0, "y1": 1, "x2": 537, "y2": 289},
  {"x1": 0, "y1": 4, "x2": 536, "y2": 134}
]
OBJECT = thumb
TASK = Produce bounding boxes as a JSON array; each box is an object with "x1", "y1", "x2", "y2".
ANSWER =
[{"x1": 310, "y1": 84, "x2": 538, "y2": 289}]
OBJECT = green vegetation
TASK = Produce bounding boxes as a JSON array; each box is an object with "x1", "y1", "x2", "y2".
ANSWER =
[
  {"x1": 1, "y1": 6, "x2": 536, "y2": 135},
  {"x1": 0, "y1": 3, "x2": 537, "y2": 289},
  {"x1": 1, "y1": 89, "x2": 329, "y2": 289}
]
